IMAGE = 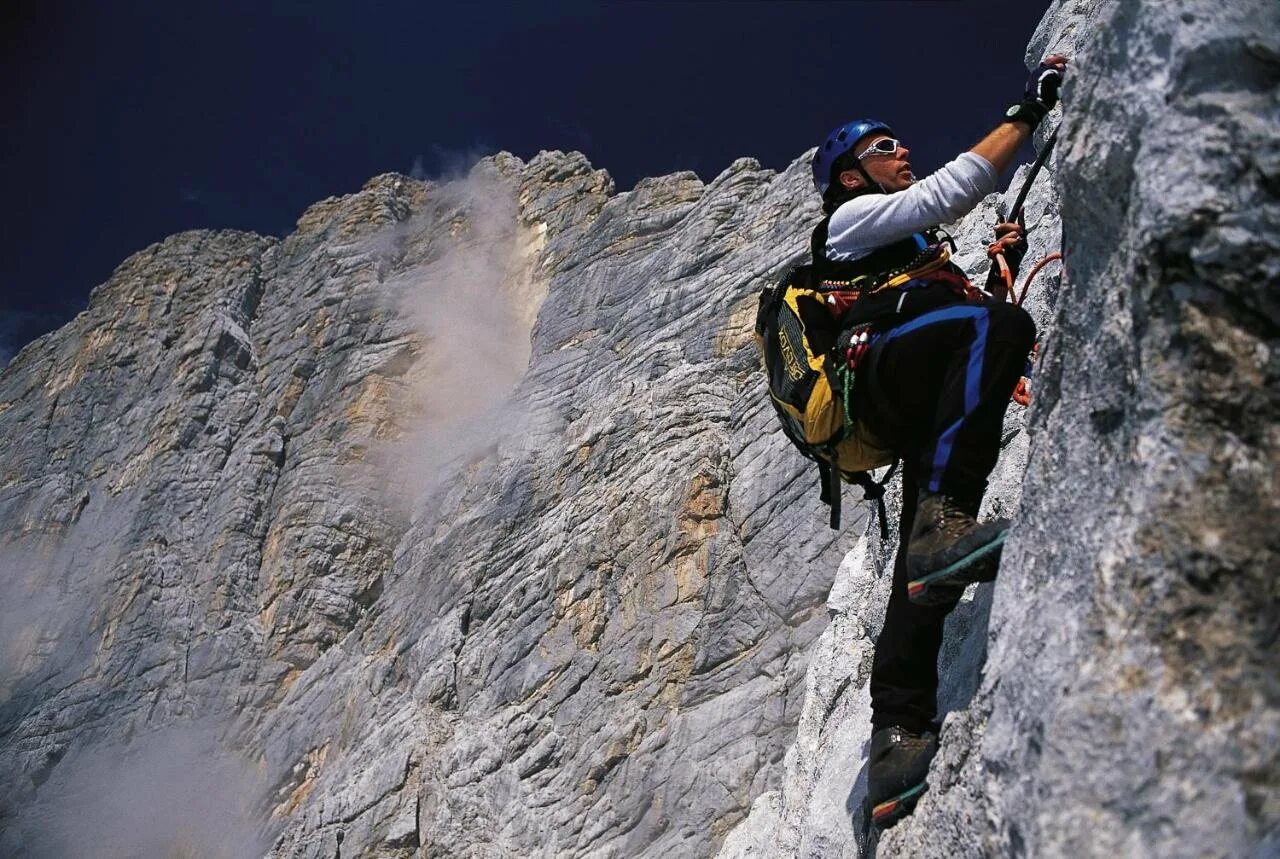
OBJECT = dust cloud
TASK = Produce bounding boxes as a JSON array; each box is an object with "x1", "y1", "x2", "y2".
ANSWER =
[
  {"x1": 0, "y1": 523, "x2": 274, "y2": 858},
  {"x1": 0, "y1": 154, "x2": 549, "y2": 854},
  {"x1": 1, "y1": 723, "x2": 274, "y2": 858},
  {"x1": 371, "y1": 156, "x2": 547, "y2": 506}
]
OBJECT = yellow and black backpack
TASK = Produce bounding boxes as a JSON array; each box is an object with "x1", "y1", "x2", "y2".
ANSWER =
[{"x1": 755, "y1": 217, "x2": 974, "y2": 532}]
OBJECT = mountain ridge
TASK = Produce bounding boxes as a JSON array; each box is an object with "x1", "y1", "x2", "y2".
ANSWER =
[{"x1": 3, "y1": 0, "x2": 1278, "y2": 855}]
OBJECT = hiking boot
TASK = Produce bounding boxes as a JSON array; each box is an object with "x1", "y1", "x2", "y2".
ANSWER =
[
  {"x1": 906, "y1": 490, "x2": 1008, "y2": 606},
  {"x1": 867, "y1": 725, "x2": 938, "y2": 828}
]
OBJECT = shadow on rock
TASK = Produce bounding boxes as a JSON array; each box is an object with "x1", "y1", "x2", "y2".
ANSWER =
[
  {"x1": 938, "y1": 582, "x2": 996, "y2": 717},
  {"x1": 846, "y1": 735, "x2": 876, "y2": 856}
]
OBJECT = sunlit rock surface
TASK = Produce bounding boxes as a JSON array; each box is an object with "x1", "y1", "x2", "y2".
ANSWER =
[
  {"x1": 1, "y1": 143, "x2": 861, "y2": 855},
  {"x1": 722, "y1": 0, "x2": 1279, "y2": 857},
  {"x1": 3, "y1": 1, "x2": 1277, "y2": 856}
]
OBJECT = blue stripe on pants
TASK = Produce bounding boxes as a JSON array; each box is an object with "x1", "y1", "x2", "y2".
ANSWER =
[{"x1": 883, "y1": 305, "x2": 991, "y2": 492}]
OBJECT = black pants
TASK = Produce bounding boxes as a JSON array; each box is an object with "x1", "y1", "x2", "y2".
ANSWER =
[{"x1": 862, "y1": 301, "x2": 1036, "y2": 733}]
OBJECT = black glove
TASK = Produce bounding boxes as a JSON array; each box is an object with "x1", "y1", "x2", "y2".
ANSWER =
[
  {"x1": 1002, "y1": 60, "x2": 1065, "y2": 130},
  {"x1": 1025, "y1": 61, "x2": 1064, "y2": 110}
]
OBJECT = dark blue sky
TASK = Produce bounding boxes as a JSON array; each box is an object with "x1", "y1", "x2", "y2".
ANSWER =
[{"x1": 2, "y1": 1, "x2": 1051, "y2": 364}]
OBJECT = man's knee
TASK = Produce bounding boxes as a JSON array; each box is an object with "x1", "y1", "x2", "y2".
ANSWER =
[{"x1": 987, "y1": 302, "x2": 1036, "y2": 348}]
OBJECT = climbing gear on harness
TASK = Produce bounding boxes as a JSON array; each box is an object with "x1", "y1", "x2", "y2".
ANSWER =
[
  {"x1": 808, "y1": 217, "x2": 974, "y2": 320},
  {"x1": 905, "y1": 490, "x2": 1009, "y2": 606},
  {"x1": 812, "y1": 118, "x2": 894, "y2": 196},
  {"x1": 868, "y1": 725, "x2": 939, "y2": 829},
  {"x1": 754, "y1": 207, "x2": 986, "y2": 533}
]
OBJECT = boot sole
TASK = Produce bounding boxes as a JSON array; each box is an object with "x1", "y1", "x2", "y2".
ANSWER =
[
  {"x1": 870, "y1": 781, "x2": 928, "y2": 828},
  {"x1": 907, "y1": 529, "x2": 1008, "y2": 605}
]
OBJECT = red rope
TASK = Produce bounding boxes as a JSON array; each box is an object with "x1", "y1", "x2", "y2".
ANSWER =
[
  {"x1": 1011, "y1": 342, "x2": 1039, "y2": 407},
  {"x1": 1015, "y1": 252, "x2": 1063, "y2": 307},
  {"x1": 1008, "y1": 252, "x2": 1061, "y2": 407}
]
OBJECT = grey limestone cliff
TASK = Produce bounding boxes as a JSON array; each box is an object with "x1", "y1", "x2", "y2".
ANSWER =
[
  {"x1": 721, "y1": 0, "x2": 1280, "y2": 857},
  {"x1": 1, "y1": 140, "x2": 859, "y2": 854},
  {"x1": 2, "y1": 0, "x2": 1278, "y2": 857}
]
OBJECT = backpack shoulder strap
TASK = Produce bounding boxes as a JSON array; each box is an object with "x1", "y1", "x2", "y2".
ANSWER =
[{"x1": 810, "y1": 215, "x2": 834, "y2": 276}]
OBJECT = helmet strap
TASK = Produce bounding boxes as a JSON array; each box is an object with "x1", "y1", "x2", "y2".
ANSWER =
[{"x1": 855, "y1": 161, "x2": 887, "y2": 195}]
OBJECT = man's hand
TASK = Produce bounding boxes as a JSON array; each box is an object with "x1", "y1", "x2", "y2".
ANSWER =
[
  {"x1": 989, "y1": 221, "x2": 1026, "y2": 257},
  {"x1": 984, "y1": 222, "x2": 1028, "y2": 301},
  {"x1": 1025, "y1": 54, "x2": 1069, "y2": 111},
  {"x1": 973, "y1": 54, "x2": 1070, "y2": 172},
  {"x1": 1003, "y1": 54, "x2": 1070, "y2": 131}
]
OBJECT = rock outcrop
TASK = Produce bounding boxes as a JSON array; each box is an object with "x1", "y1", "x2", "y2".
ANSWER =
[
  {"x1": 721, "y1": 0, "x2": 1280, "y2": 857},
  {"x1": 2, "y1": 1, "x2": 1277, "y2": 857},
  {"x1": 1, "y1": 142, "x2": 859, "y2": 854}
]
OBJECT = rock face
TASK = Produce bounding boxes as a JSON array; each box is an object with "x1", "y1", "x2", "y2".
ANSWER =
[
  {"x1": 721, "y1": 0, "x2": 1280, "y2": 857},
  {"x1": 1, "y1": 142, "x2": 860, "y2": 854},
  {"x1": 2, "y1": 1, "x2": 1277, "y2": 857},
  {"x1": 887, "y1": 1, "x2": 1278, "y2": 855}
]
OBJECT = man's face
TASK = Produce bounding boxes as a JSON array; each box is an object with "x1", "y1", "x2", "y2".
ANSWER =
[{"x1": 838, "y1": 134, "x2": 914, "y2": 193}]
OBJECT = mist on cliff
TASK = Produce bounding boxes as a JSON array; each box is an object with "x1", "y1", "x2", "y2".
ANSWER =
[
  {"x1": 0, "y1": 521, "x2": 122, "y2": 715},
  {"x1": 0, "y1": 541, "x2": 71, "y2": 700},
  {"x1": 0, "y1": 513, "x2": 273, "y2": 857},
  {"x1": 371, "y1": 156, "x2": 544, "y2": 507},
  {"x1": 1, "y1": 723, "x2": 273, "y2": 858},
  {"x1": 0, "y1": 155, "x2": 545, "y2": 856}
]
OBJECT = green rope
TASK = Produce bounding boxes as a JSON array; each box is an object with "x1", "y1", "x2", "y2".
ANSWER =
[{"x1": 837, "y1": 364, "x2": 856, "y2": 429}]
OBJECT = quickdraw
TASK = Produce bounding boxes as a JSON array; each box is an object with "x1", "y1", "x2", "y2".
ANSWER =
[{"x1": 835, "y1": 325, "x2": 875, "y2": 431}]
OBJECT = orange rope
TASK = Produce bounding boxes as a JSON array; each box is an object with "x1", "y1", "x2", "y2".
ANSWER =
[
  {"x1": 1015, "y1": 252, "x2": 1063, "y2": 307},
  {"x1": 1008, "y1": 252, "x2": 1061, "y2": 407},
  {"x1": 1012, "y1": 379, "x2": 1031, "y2": 407},
  {"x1": 995, "y1": 253, "x2": 1013, "y2": 297},
  {"x1": 986, "y1": 237, "x2": 1014, "y2": 301},
  {"x1": 1011, "y1": 341, "x2": 1039, "y2": 407}
]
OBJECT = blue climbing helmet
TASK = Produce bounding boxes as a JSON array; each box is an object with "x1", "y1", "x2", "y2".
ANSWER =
[{"x1": 811, "y1": 118, "x2": 895, "y2": 196}]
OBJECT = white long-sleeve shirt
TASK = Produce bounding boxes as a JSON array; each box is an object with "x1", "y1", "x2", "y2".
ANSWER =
[{"x1": 825, "y1": 152, "x2": 998, "y2": 262}]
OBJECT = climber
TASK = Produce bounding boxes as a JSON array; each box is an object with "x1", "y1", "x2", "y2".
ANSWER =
[{"x1": 805, "y1": 56, "x2": 1068, "y2": 829}]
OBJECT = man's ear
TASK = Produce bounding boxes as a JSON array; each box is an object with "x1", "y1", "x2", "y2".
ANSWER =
[{"x1": 838, "y1": 169, "x2": 864, "y2": 191}]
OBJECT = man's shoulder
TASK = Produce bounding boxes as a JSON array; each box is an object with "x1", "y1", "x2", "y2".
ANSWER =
[{"x1": 828, "y1": 194, "x2": 881, "y2": 230}]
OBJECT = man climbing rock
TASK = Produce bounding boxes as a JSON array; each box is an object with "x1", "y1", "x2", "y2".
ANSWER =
[{"x1": 804, "y1": 55, "x2": 1068, "y2": 828}]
